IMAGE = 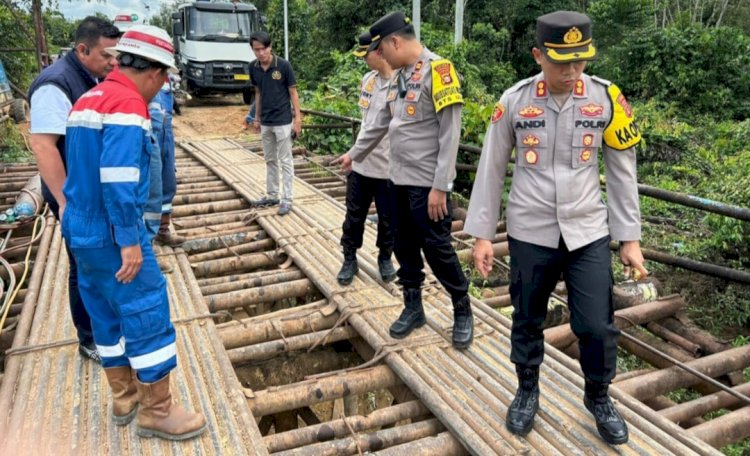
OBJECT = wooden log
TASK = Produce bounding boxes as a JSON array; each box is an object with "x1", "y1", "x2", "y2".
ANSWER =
[
  {"x1": 615, "y1": 345, "x2": 750, "y2": 400},
  {"x1": 373, "y1": 432, "x2": 468, "y2": 456},
  {"x1": 192, "y1": 251, "x2": 279, "y2": 278},
  {"x1": 264, "y1": 401, "x2": 430, "y2": 453},
  {"x1": 660, "y1": 382, "x2": 750, "y2": 424},
  {"x1": 247, "y1": 365, "x2": 401, "y2": 417},
  {"x1": 688, "y1": 406, "x2": 750, "y2": 449},
  {"x1": 272, "y1": 419, "x2": 445, "y2": 456},
  {"x1": 544, "y1": 295, "x2": 685, "y2": 348},
  {"x1": 482, "y1": 294, "x2": 511, "y2": 308},
  {"x1": 227, "y1": 326, "x2": 358, "y2": 364},
  {"x1": 207, "y1": 278, "x2": 315, "y2": 311},
  {"x1": 201, "y1": 269, "x2": 306, "y2": 296}
]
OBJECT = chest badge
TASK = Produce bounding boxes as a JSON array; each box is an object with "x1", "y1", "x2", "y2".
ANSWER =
[
  {"x1": 359, "y1": 98, "x2": 370, "y2": 109},
  {"x1": 406, "y1": 91, "x2": 416, "y2": 101},
  {"x1": 582, "y1": 133, "x2": 594, "y2": 147},
  {"x1": 525, "y1": 150, "x2": 539, "y2": 165},
  {"x1": 580, "y1": 149, "x2": 592, "y2": 162},
  {"x1": 406, "y1": 104, "x2": 417, "y2": 117},
  {"x1": 387, "y1": 90, "x2": 397, "y2": 102},
  {"x1": 411, "y1": 73, "x2": 422, "y2": 82},
  {"x1": 364, "y1": 77, "x2": 375, "y2": 92},
  {"x1": 272, "y1": 70, "x2": 282, "y2": 80},
  {"x1": 580, "y1": 103, "x2": 603, "y2": 117},
  {"x1": 491, "y1": 102, "x2": 505, "y2": 123},
  {"x1": 519, "y1": 105, "x2": 544, "y2": 118},
  {"x1": 522, "y1": 134, "x2": 540, "y2": 147}
]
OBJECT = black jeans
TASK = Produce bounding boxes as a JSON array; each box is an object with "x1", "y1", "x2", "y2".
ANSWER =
[
  {"x1": 508, "y1": 235, "x2": 618, "y2": 383},
  {"x1": 340, "y1": 171, "x2": 394, "y2": 253},
  {"x1": 45, "y1": 187, "x2": 95, "y2": 346},
  {"x1": 392, "y1": 185, "x2": 468, "y2": 302}
]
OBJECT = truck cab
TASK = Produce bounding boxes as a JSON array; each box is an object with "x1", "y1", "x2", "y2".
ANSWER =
[{"x1": 171, "y1": 1, "x2": 260, "y2": 103}]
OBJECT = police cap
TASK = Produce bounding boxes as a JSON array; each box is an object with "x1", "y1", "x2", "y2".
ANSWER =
[
  {"x1": 352, "y1": 31, "x2": 372, "y2": 58},
  {"x1": 367, "y1": 11, "x2": 411, "y2": 51},
  {"x1": 536, "y1": 11, "x2": 596, "y2": 63}
]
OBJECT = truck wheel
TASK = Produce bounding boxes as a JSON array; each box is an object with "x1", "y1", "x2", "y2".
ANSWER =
[
  {"x1": 11, "y1": 99, "x2": 29, "y2": 123},
  {"x1": 242, "y1": 88, "x2": 255, "y2": 105}
]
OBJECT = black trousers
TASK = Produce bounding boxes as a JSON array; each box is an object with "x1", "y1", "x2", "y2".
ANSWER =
[
  {"x1": 508, "y1": 235, "x2": 618, "y2": 383},
  {"x1": 392, "y1": 185, "x2": 468, "y2": 302},
  {"x1": 45, "y1": 188, "x2": 95, "y2": 346},
  {"x1": 340, "y1": 171, "x2": 394, "y2": 254}
]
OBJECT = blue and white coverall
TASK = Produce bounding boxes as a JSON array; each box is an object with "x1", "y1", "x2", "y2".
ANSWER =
[{"x1": 62, "y1": 68, "x2": 177, "y2": 383}]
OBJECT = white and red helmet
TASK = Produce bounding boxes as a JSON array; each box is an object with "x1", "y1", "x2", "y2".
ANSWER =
[{"x1": 107, "y1": 25, "x2": 177, "y2": 72}]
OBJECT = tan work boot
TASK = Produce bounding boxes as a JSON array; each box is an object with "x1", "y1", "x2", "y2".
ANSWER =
[
  {"x1": 155, "y1": 213, "x2": 186, "y2": 247},
  {"x1": 104, "y1": 366, "x2": 139, "y2": 426},
  {"x1": 135, "y1": 373, "x2": 207, "y2": 440}
]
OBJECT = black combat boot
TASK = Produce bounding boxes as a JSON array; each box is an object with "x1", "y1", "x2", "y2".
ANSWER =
[
  {"x1": 377, "y1": 248, "x2": 397, "y2": 282},
  {"x1": 506, "y1": 365, "x2": 540, "y2": 436},
  {"x1": 336, "y1": 248, "x2": 359, "y2": 285},
  {"x1": 389, "y1": 288, "x2": 426, "y2": 339},
  {"x1": 584, "y1": 379, "x2": 629, "y2": 445},
  {"x1": 451, "y1": 295, "x2": 473, "y2": 349}
]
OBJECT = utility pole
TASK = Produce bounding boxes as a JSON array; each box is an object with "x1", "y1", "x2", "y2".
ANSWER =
[
  {"x1": 31, "y1": 0, "x2": 49, "y2": 69},
  {"x1": 283, "y1": 0, "x2": 289, "y2": 60},
  {"x1": 454, "y1": 0, "x2": 464, "y2": 44},
  {"x1": 412, "y1": 0, "x2": 420, "y2": 42}
]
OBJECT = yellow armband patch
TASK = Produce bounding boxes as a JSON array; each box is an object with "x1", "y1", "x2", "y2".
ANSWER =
[
  {"x1": 431, "y1": 59, "x2": 463, "y2": 113},
  {"x1": 603, "y1": 84, "x2": 641, "y2": 150}
]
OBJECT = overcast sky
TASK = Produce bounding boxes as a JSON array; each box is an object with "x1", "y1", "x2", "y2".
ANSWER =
[{"x1": 56, "y1": 0, "x2": 175, "y2": 21}]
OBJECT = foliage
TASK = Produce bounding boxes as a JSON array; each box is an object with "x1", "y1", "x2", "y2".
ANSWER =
[
  {"x1": 0, "y1": 119, "x2": 32, "y2": 163},
  {"x1": 0, "y1": 7, "x2": 37, "y2": 90}
]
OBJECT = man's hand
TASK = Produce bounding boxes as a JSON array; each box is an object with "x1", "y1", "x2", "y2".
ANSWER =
[
  {"x1": 331, "y1": 153, "x2": 353, "y2": 174},
  {"x1": 253, "y1": 119, "x2": 260, "y2": 133},
  {"x1": 472, "y1": 238, "x2": 494, "y2": 278},
  {"x1": 292, "y1": 118, "x2": 302, "y2": 137},
  {"x1": 620, "y1": 240, "x2": 648, "y2": 280},
  {"x1": 116, "y1": 244, "x2": 143, "y2": 284},
  {"x1": 241, "y1": 119, "x2": 250, "y2": 131},
  {"x1": 427, "y1": 188, "x2": 448, "y2": 222}
]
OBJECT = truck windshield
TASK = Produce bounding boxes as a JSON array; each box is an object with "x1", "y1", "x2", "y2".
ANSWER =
[{"x1": 186, "y1": 9, "x2": 256, "y2": 42}]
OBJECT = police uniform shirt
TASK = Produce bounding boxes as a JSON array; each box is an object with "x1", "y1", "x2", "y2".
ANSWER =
[
  {"x1": 347, "y1": 48, "x2": 463, "y2": 192},
  {"x1": 250, "y1": 55, "x2": 297, "y2": 126},
  {"x1": 353, "y1": 70, "x2": 391, "y2": 180},
  {"x1": 464, "y1": 72, "x2": 642, "y2": 251}
]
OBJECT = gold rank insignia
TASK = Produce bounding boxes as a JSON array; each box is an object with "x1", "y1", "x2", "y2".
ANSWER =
[
  {"x1": 579, "y1": 103, "x2": 604, "y2": 117},
  {"x1": 564, "y1": 27, "x2": 583, "y2": 44},
  {"x1": 536, "y1": 81, "x2": 547, "y2": 97},
  {"x1": 272, "y1": 70, "x2": 282, "y2": 80},
  {"x1": 406, "y1": 104, "x2": 417, "y2": 116},
  {"x1": 387, "y1": 90, "x2": 397, "y2": 101},
  {"x1": 415, "y1": 60, "x2": 423, "y2": 72},
  {"x1": 525, "y1": 150, "x2": 539, "y2": 165},
  {"x1": 580, "y1": 149, "x2": 592, "y2": 162},
  {"x1": 364, "y1": 77, "x2": 375, "y2": 92},
  {"x1": 583, "y1": 133, "x2": 594, "y2": 147},
  {"x1": 491, "y1": 102, "x2": 505, "y2": 123},
  {"x1": 574, "y1": 79, "x2": 585, "y2": 96},
  {"x1": 522, "y1": 134, "x2": 540, "y2": 147},
  {"x1": 358, "y1": 98, "x2": 369, "y2": 109},
  {"x1": 519, "y1": 105, "x2": 544, "y2": 118}
]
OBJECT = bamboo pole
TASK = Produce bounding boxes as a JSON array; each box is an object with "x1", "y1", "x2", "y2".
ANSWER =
[
  {"x1": 247, "y1": 365, "x2": 401, "y2": 417},
  {"x1": 544, "y1": 295, "x2": 685, "y2": 348},
  {"x1": 227, "y1": 326, "x2": 358, "y2": 364},
  {"x1": 271, "y1": 419, "x2": 445, "y2": 456},
  {"x1": 207, "y1": 279, "x2": 316, "y2": 311},
  {"x1": 264, "y1": 400, "x2": 430, "y2": 453},
  {"x1": 616, "y1": 345, "x2": 750, "y2": 400}
]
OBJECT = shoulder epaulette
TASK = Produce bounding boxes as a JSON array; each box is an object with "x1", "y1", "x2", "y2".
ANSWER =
[
  {"x1": 590, "y1": 75, "x2": 612, "y2": 87},
  {"x1": 505, "y1": 76, "x2": 535, "y2": 95}
]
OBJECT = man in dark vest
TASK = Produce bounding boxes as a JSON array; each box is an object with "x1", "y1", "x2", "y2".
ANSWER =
[{"x1": 28, "y1": 16, "x2": 120, "y2": 363}]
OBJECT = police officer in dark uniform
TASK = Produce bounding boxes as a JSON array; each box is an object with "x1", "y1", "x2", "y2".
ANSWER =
[
  {"x1": 334, "y1": 12, "x2": 473, "y2": 349},
  {"x1": 465, "y1": 11, "x2": 648, "y2": 444}
]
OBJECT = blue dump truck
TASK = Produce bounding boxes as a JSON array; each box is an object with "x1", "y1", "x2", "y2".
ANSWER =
[{"x1": 0, "y1": 59, "x2": 28, "y2": 123}]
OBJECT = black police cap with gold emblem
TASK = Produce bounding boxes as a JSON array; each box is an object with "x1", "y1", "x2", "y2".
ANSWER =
[
  {"x1": 353, "y1": 32, "x2": 372, "y2": 58},
  {"x1": 367, "y1": 11, "x2": 411, "y2": 51},
  {"x1": 536, "y1": 11, "x2": 596, "y2": 63}
]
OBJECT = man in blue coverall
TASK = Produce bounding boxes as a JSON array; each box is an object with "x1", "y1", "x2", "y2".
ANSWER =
[{"x1": 61, "y1": 25, "x2": 206, "y2": 441}]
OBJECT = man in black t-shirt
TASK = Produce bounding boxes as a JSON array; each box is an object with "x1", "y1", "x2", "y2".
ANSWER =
[{"x1": 249, "y1": 31, "x2": 302, "y2": 216}]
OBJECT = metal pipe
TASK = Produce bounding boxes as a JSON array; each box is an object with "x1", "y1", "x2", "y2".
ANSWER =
[
  {"x1": 246, "y1": 365, "x2": 401, "y2": 417},
  {"x1": 374, "y1": 431, "x2": 468, "y2": 456},
  {"x1": 192, "y1": 251, "x2": 279, "y2": 278},
  {"x1": 227, "y1": 326, "x2": 358, "y2": 364},
  {"x1": 218, "y1": 307, "x2": 339, "y2": 349},
  {"x1": 660, "y1": 382, "x2": 750, "y2": 424},
  {"x1": 688, "y1": 406, "x2": 750, "y2": 449},
  {"x1": 201, "y1": 269, "x2": 305, "y2": 296},
  {"x1": 206, "y1": 278, "x2": 316, "y2": 311}
]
